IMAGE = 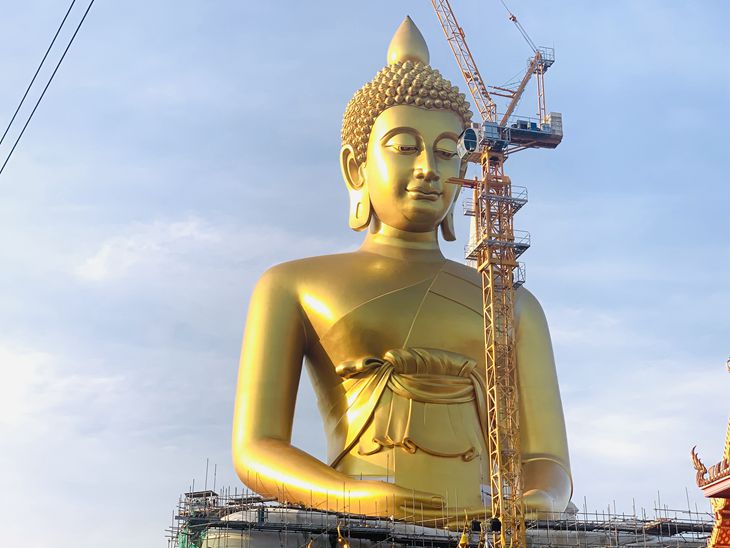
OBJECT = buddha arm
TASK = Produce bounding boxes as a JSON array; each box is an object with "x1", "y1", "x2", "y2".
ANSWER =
[
  {"x1": 515, "y1": 287, "x2": 573, "y2": 514},
  {"x1": 232, "y1": 267, "x2": 442, "y2": 517}
]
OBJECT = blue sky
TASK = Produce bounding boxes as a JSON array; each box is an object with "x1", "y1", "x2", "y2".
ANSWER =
[{"x1": 0, "y1": 1, "x2": 728, "y2": 546}]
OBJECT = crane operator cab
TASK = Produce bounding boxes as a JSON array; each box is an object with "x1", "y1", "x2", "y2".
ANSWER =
[{"x1": 457, "y1": 127, "x2": 478, "y2": 159}]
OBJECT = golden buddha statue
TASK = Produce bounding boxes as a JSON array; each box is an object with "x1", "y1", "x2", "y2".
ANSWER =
[{"x1": 232, "y1": 16, "x2": 572, "y2": 523}]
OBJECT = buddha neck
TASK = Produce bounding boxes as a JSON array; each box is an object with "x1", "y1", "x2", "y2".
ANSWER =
[{"x1": 361, "y1": 222, "x2": 445, "y2": 263}]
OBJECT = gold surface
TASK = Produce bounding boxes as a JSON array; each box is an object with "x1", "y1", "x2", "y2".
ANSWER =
[
  {"x1": 232, "y1": 17, "x2": 572, "y2": 524},
  {"x1": 387, "y1": 15, "x2": 430, "y2": 65}
]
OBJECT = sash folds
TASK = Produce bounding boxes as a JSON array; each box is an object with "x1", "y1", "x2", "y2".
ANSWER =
[{"x1": 330, "y1": 347, "x2": 487, "y2": 468}]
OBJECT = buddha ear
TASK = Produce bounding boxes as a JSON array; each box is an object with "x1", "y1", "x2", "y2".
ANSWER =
[
  {"x1": 440, "y1": 184, "x2": 460, "y2": 242},
  {"x1": 440, "y1": 159, "x2": 468, "y2": 241},
  {"x1": 340, "y1": 145, "x2": 372, "y2": 231}
]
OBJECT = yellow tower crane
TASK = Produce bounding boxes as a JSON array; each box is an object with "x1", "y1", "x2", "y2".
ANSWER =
[{"x1": 429, "y1": 2, "x2": 563, "y2": 548}]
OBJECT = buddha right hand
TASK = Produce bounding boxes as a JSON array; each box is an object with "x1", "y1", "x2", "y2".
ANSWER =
[{"x1": 346, "y1": 479, "x2": 445, "y2": 517}]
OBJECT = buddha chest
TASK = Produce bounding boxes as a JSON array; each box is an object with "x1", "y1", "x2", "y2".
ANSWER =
[{"x1": 314, "y1": 261, "x2": 485, "y2": 370}]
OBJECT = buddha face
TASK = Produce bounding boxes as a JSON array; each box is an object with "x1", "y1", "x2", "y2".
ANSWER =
[
  {"x1": 342, "y1": 105, "x2": 464, "y2": 234},
  {"x1": 364, "y1": 105, "x2": 462, "y2": 233}
]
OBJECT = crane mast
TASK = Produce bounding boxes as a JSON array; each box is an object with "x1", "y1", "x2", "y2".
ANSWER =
[
  {"x1": 475, "y1": 145, "x2": 526, "y2": 548},
  {"x1": 430, "y1": 3, "x2": 563, "y2": 548}
]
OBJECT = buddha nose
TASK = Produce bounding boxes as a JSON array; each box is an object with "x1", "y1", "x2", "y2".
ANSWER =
[{"x1": 415, "y1": 150, "x2": 440, "y2": 183}]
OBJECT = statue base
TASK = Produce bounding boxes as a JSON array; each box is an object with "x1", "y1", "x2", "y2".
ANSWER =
[{"x1": 169, "y1": 491, "x2": 713, "y2": 548}]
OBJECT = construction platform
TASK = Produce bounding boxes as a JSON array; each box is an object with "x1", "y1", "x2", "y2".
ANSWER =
[{"x1": 167, "y1": 489, "x2": 714, "y2": 548}]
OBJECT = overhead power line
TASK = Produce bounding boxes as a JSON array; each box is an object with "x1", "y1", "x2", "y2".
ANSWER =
[
  {"x1": 0, "y1": 0, "x2": 78, "y2": 149},
  {"x1": 0, "y1": 0, "x2": 96, "y2": 177}
]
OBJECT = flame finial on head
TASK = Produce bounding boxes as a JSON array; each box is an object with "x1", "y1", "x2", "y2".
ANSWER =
[
  {"x1": 342, "y1": 16, "x2": 472, "y2": 164},
  {"x1": 387, "y1": 16, "x2": 430, "y2": 65}
]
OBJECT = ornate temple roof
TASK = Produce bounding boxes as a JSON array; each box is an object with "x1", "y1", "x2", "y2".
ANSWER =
[{"x1": 690, "y1": 360, "x2": 730, "y2": 548}]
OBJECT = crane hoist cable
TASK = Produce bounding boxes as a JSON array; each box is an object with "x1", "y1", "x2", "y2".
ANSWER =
[
  {"x1": 0, "y1": 0, "x2": 96, "y2": 177},
  {"x1": 498, "y1": 0, "x2": 538, "y2": 53}
]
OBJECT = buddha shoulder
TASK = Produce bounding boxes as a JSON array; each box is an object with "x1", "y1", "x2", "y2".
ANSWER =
[
  {"x1": 440, "y1": 258, "x2": 480, "y2": 285},
  {"x1": 257, "y1": 251, "x2": 453, "y2": 293},
  {"x1": 250, "y1": 252, "x2": 403, "y2": 315},
  {"x1": 251, "y1": 254, "x2": 482, "y2": 327},
  {"x1": 252, "y1": 254, "x2": 547, "y2": 326},
  {"x1": 437, "y1": 259, "x2": 548, "y2": 327},
  {"x1": 254, "y1": 252, "x2": 377, "y2": 291}
]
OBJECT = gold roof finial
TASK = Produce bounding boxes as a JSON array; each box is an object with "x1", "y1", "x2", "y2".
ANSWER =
[{"x1": 387, "y1": 16, "x2": 430, "y2": 65}]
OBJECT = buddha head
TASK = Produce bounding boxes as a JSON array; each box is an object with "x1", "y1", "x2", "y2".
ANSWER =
[{"x1": 340, "y1": 17, "x2": 473, "y2": 240}]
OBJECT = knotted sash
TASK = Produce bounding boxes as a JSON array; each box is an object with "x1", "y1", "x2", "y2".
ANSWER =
[{"x1": 330, "y1": 347, "x2": 487, "y2": 468}]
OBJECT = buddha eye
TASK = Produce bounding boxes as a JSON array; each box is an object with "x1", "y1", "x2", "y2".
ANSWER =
[
  {"x1": 435, "y1": 149, "x2": 458, "y2": 160},
  {"x1": 434, "y1": 138, "x2": 458, "y2": 160},
  {"x1": 385, "y1": 143, "x2": 420, "y2": 154},
  {"x1": 384, "y1": 134, "x2": 420, "y2": 154},
  {"x1": 395, "y1": 145, "x2": 419, "y2": 153}
]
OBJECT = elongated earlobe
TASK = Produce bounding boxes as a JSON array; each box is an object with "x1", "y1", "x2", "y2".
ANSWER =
[
  {"x1": 459, "y1": 159, "x2": 468, "y2": 179},
  {"x1": 368, "y1": 213, "x2": 381, "y2": 234},
  {"x1": 440, "y1": 185, "x2": 460, "y2": 241},
  {"x1": 440, "y1": 209, "x2": 457, "y2": 241},
  {"x1": 341, "y1": 144, "x2": 372, "y2": 232},
  {"x1": 349, "y1": 191, "x2": 372, "y2": 231}
]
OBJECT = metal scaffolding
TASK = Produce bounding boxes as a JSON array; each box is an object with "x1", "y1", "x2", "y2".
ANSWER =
[{"x1": 166, "y1": 487, "x2": 714, "y2": 548}]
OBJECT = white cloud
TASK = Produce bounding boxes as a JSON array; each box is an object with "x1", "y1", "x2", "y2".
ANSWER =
[
  {"x1": 75, "y1": 217, "x2": 342, "y2": 284},
  {"x1": 550, "y1": 307, "x2": 623, "y2": 347},
  {"x1": 561, "y1": 350, "x2": 728, "y2": 512},
  {"x1": 75, "y1": 218, "x2": 219, "y2": 282},
  {"x1": 0, "y1": 342, "x2": 214, "y2": 548},
  {"x1": 0, "y1": 342, "x2": 123, "y2": 436},
  {"x1": 536, "y1": 298, "x2": 729, "y2": 512}
]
